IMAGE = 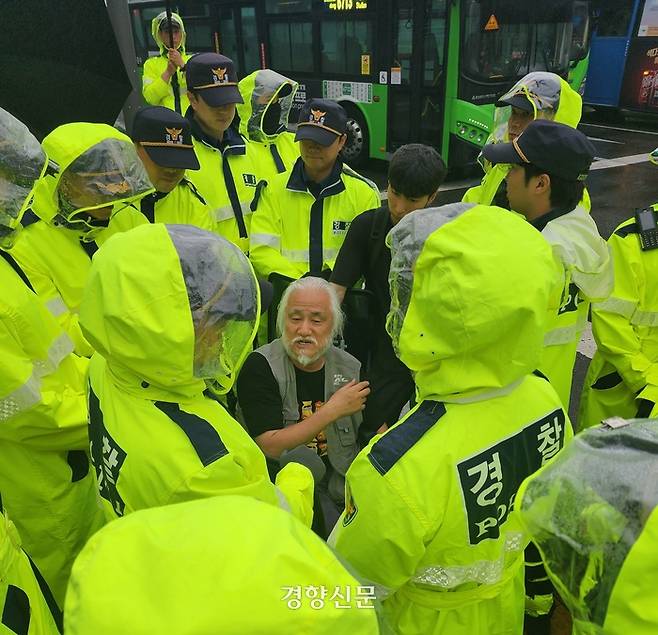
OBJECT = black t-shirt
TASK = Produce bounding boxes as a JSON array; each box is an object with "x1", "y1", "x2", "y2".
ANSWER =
[
  {"x1": 331, "y1": 206, "x2": 401, "y2": 364},
  {"x1": 236, "y1": 351, "x2": 328, "y2": 458}
]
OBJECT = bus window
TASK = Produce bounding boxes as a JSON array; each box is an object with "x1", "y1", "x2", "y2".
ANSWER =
[
  {"x1": 530, "y1": 20, "x2": 572, "y2": 74},
  {"x1": 571, "y1": 1, "x2": 591, "y2": 61},
  {"x1": 423, "y1": 0, "x2": 448, "y2": 86},
  {"x1": 462, "y1": 0, "x2": 573, "y2": 81},
  {"x1": 184, "y1": 22, "x2": 213, "y2": 51},
  {"x1": 394, "y1": 1, "x2": 414, "y2": 84},
  {"x1": 266, "y1": 0, "x2": 312, "y2": 13},
  {"x1": 269, "y1": 22, "x2": 314, "y2": 72},
  {"x1": 593, "y1": 0, "x2": 635, "y2": 37},
  {"x1": 321, "y1": 20, "x2": 373, "y2": 75}
]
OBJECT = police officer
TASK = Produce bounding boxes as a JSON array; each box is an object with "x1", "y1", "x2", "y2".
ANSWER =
[
  {"x1": 579, "y1": 148, "x2": 658, "y2": 427},
  {"x1": 142, "y1": 11, "x2": 191, "y2": 113},
  {"x1": 237, "y1": 69, "x2": 300, "y2": 181},
  {"x1": 250, "y1": 98, "x2": 380, "y2": 281},
  {"x1": 1, "y1": 495, "x2": 61, "y2": 635},
  {"x1": 330, "y1": 202, "x2": 571, "y2": 635},
  {"x1": 517, "y1": 417, "x2": 658, "y2": 635},
  {"x1": 66, "y1": 496, "x2": 379, "y2": 634},
  {"x1": 128, "y1": 105, "x2": 213, "y2": 231},
  {"x1": 79, "y1": 224, "x2": 313, "y2": 526},
  {"x1": 184, "y1": 53, "x2": 260, "y2": 252},
  {"x1": 10, "y1": 124, "x2": 154, "y2": 356},
  {"x1": 463, "y1": 71, "x2": 589, "y2": 211},
  {"x1": 0, "y1": 108, "x2": 104, "y2": 608},
  {"x1": 482, "y1": 120, "x2": 612, "y2": 408}
]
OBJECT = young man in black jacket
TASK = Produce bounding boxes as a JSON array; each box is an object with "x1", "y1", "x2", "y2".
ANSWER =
[{"x1": 330, "y1": 144, "x2": 446, "y2": 444}]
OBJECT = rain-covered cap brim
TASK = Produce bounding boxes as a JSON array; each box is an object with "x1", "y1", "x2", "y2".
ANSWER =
[{"x1": 496, "y1": 93, "x2": 535, "y2": 112}]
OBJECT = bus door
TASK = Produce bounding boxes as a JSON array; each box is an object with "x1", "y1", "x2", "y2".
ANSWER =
[
  {"x1": 388, "y1": 0, "x2": 449, "y2": 153},
  {"x1": 213, "y1": 3, "x2": 263, "y2": 76},
  {"x1": 584, "y1": 0, "x2": 642, "y2": 106}
]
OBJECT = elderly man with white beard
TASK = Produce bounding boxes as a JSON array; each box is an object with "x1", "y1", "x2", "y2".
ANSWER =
[{"x1": 237, "y1": 277, "x2": 369, "y2": 535}]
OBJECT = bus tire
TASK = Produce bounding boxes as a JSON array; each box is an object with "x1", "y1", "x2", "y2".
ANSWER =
[{"x1": 341, "y1": 105, "x2": 369, "y2": 168}]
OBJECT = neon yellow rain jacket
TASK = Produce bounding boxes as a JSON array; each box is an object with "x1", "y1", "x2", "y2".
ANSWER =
[
  {"x1": 463, "y1": 73, "x2": 591, "y2": 211},
  {"x1": 184, "y1": 112, "x2": 261, "y2": 252},
  {"x1": 79, "y1": 223, "x2": 313, "y2": 525},
  {"x1": 579, "y1": 206, "x2": 658, "y2": 428},
  {"x1": 0, "y1": 114, "x2": 104, "y2": 608},
  {"x1": 517, "y1": 418, "x2": 658, "y2": 635},
  {"x1": 65, "y1": 495, "x2": 380, "y2": 634},
  {"x1": 0, "y1": 499, "x2": 61, "y2": 635},
  {"x1": 330, "y1": 203, "x2": 571, "y2": 635},
  {"x1": 250, "y1": 158, "x2": 380, "y2": 279},
  {"x1": 237, "y1": 69, "x2": 300, "y2": 182},
  {"x1": 536, "y1": 206, "x2": 613, "y2": 408},
  {"x1": 142, "y1": 12, "x2": 191, "y2": 112}
]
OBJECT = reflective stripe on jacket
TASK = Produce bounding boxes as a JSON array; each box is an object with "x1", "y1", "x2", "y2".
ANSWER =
[{"x1": 250, "y1": 157, "x2": 380, "y2": 279}]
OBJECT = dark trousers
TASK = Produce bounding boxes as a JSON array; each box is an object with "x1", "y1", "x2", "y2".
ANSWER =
[{"x1": 360, "y1": 351, "x2": 415, "y2": 445}]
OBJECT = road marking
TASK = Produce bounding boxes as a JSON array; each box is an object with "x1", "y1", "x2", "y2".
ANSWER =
[
  {"x1": 578, "y1": 322, "x2": 597, "y2": 359},
  {"x1": 587, "y1": 136, "x2": 624, "y2": 145},
  {"x1": 590, "y1": 153, "x2": 649, "y2": 170},
  {"x1": 379, "y1": 178, "x2": 480, "y2": 199},
  {"x1": 581, "y1": 122, "x2": 658, "y2": 137}
]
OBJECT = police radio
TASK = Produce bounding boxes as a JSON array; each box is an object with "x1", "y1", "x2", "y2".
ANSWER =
[{"x1": 635, "y1": 208, "x2": 658, "y2": 251}]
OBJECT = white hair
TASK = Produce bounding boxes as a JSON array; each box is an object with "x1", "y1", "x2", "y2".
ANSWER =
[{"x1": 276, "y1": 276, "x2": 344, "y2": 339}]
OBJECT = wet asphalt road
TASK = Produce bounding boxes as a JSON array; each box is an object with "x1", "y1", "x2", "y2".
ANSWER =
[{"x1": 360, "y1": 111, "x2": 658, "y2": 423}]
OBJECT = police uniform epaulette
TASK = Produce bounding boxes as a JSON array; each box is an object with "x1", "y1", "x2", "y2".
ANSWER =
[
  {"x1": 368, "y1": 400, "x2": 446, "y2": 476},
  {"x1": 181, "y1": 178, "x2": 207, "y2": 206},
  {"x1": 21, "y1": 209, "x2": 41, "y2": 228},
  {"x1": 341, "y1": 164, "x2": 379, "y2": 193},
  {"x1": 614, "y1": 222, "x2": 640, "y2": 238},
  {"x1": 154, "y1": 401, "x2": 228, "y2": 467}
]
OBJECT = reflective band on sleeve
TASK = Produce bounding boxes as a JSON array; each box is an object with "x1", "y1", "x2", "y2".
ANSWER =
[
  {"x1": 593, "y1": 296, "x2": 637, "y2": 319},
  {"x1": 0, "y1": 374, "x2": 42, "y2": 423},
  {"x1": 213, "y1": 201, "x2": 252, "y2": 223},
  {"x1": 410, "y1": 532, "x2": 524, "y2": 589},
  {"x1": 544, "y1": 312, "x2": 587, "y2": 347},
  {"x1": 45, "y1": 296, "x2": 68, "y2": 319},
  {"x1": 593, "y1": 296, "x2": 658, "y2": 327},
  {"x1": 274, "y1": 486, "x2": 292, "y2": 513},
  {"x1": 630, "y1": 309, "x2": 658, "y2": 328},
  {"x1": 279, "y1": 248, "x2": 339, "y2": 263},
  {"x1": 0, "y1": 332, "x2": 74, "y2": 422},
  {"x1": 249, "y1": 233, "x2": 280, "y2": 249}
]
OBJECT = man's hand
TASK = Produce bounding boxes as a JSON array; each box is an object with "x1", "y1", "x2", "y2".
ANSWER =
[
  {"x1": 326, "y1": 380, "x2": 370, "y2": 419},
  {"x1": 162, "y1": 49, "x2": 185, "y2": 81}
]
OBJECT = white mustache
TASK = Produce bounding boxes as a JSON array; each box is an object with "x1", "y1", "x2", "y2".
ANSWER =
[{"x1": 292, "y1": 337, "x2": 317, "y2": 345}]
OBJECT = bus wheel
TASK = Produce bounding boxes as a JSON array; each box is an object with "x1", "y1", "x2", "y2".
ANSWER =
[{"x1": 342, "y1": 107, "x2": 368, "y2": 167}]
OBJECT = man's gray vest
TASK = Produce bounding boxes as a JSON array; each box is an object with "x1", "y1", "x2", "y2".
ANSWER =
[{"x1": 256, "y1": 338, "x2": 361, "y2": 504}]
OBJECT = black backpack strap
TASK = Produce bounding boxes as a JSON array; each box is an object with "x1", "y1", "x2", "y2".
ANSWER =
[{"x1": 368, "y1": 207, "x2": 391, "y2": 273}]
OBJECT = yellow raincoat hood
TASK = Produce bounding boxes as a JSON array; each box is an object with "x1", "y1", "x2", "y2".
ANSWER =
[
  {"x1": 151, "y1": 11, "x2": 186, "y2": 56},
  {"x1": 386, "y1": 203, "x2": 561, "y2": 401},
  {"x1": 79, "y1": 223, "x2": 260, "y2": 399},
  {"x1": 237, "y1": 69, "x2": 298, "y2": 142},
  {"x1": 517, "y1": 418, "x2": 658, "y2": 635},
  {"x1": 65, "y1": 495, "x2": 380, "y2": 634},
  {"x1": 492, "y1": 71, "x2": 583, "y2": 143},
  {"x1": 35, "y1": 123, "x2": 152, "y2": 236},
  {"x1": 0, "y1": 107, "x2": 47, "y2": 248}
]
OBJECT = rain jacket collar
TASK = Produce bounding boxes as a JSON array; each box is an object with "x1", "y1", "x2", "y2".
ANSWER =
[
  {"x1": 186, "y1": 108, "x2": 246, "y2": 156},
  {"x1": 530, "y1": 205, "x2": 575, "y2": 232},
  {"x1": 286, "y1": 156, "x2": 345, "y2": 199}
]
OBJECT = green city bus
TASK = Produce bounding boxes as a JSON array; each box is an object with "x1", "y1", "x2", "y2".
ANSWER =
[{"x1": 128, "y1": 0, "x2": 581, "y2": 168}]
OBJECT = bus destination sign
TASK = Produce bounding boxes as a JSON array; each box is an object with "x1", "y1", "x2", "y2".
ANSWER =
[{"x1": 323, "y1": 0, "x2": 368, "y2": 10}]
